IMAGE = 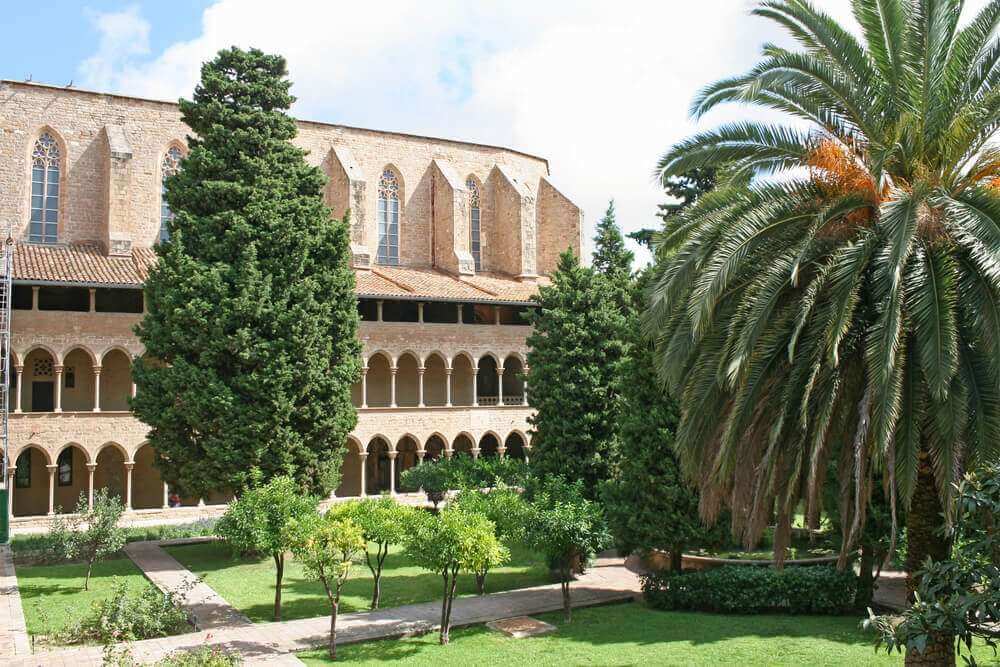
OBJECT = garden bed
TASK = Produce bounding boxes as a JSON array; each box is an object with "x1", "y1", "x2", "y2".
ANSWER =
[{"x1": 166, "y1": 540, "x2": 551, "y2": 623}]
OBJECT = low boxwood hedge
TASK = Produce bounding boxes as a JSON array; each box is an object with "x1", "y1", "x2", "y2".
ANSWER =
[{"x1": 642, "y1": 564, "x2": 857, "y2": 615}]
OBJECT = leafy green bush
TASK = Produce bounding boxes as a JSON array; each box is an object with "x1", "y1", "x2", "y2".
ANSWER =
[
  {"x1": 12, "y1": 519, "x2": 218, "y2": 563},
  {"x1": 399, "y1": 456, "x2": 530, "y2": 503},
  {"x1": 157, "y1": 646, "x2": 243, "y2": 667},
  {"x1": 59, "y1": 578, "x2": 190, "y2": 644},
  {"x1": 642, "y1": 565, "x2": 857, "y2": 615}
]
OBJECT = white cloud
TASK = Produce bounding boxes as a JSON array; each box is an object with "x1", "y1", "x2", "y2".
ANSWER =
[{"x1": 77, "y1": 0, "x2": 990, "y2": 267}]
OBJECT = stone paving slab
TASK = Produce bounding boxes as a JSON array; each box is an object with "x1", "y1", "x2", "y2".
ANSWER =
[
  {"x1": 6, "y1": 555, "x2": 640, "y2": 666},
  {"x1": 0, "y1": 545, "x2": 30, "y2": 658},
  {"x1": 124, "y1": 540, "x2": 253, "y2": 630}
]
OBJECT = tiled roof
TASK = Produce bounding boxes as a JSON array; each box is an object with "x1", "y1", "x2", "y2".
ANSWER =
[{"x1": 12, "y1": 243, "x2": 543, "y2": 303}]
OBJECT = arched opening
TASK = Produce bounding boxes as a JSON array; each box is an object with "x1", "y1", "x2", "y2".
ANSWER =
[
  {"x1": 366, "y1": 354, "x2": 391, "y2": 407},
  {"x1": 505, "y1": 432, "x2": 526, "y2": 461},
  {"x1": 425, "y1": 434, "x2": 446, "y2": 461},
  {"x1": 23, "y1": 348, "x2": 57, "y2": 412},
  {"x1": 335, "y1": 439, "x2": 363, "y2": 497},
  {"x1": 453, "y1": 433, "x2": 474, "y2": 458},
  {"x1": 94, "y1": 443, "x2": 127, "y2": 506},
  {"x1": 451, "y1": 354, "x2": 474, "y2": 406},
  {"x1": 366, "y1": 437, "x2": 392, "y2": 494},
  {"x1": 52, "y1": 444, "x2": 88, "y2": 513},
  {"x1": 476, "y1": 355, "x2": 499, "y2": 406},
  {"x1": 395, "y1": 353, "x2": 419, "y2": 407},
  {"x1": 423, "y1": 353, "x2": 447, "y2": 406},
  {"x1": 480, "y1": 433, "x2": 500, "y2": 458},
  {"x1": 395, "y1": 436, "x2": 419, "y2": 490},
  {"x1": 100, "y1": 349, "x2": 132, "y2": 411},
  {"x1": 351, "y1": 371, "x2": 363, "y2": 408},
  {"x1": 61, "y1": 348, "x2": 96, "y2": 412},
  {"x1": 502, "y1": 355, "x2": 525, "y2": 404},
  {"x1": 12, "y1": 446, "x2": 50, "y2": 517},
  {"x1": 132, "y1": 443, "x2": 165, "y2": 510}
]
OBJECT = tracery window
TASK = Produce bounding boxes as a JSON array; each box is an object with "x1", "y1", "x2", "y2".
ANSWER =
[
  {"x1": 29, "y1": 133, "x2": 61, "y2": 244},
  {"x1": 467, "y1": 177, "x2": 482, "y2": 271},
  {"x1": 15, "y1": 452, "x2": 30, "y2": 489},
  {"x1": 160, "y1": 146, "x2": 183, "y2": 243},
  {"x1": 376, "y1": 169, "x2": 400, "y2": 265},
  {"x1": 57, "y1": 448, "x2": 72, "y2": 486}
]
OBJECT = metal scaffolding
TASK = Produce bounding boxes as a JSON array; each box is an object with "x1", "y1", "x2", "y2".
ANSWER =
[{"x1": 0, "y1": 231, "x2": 13, "y2": 542}]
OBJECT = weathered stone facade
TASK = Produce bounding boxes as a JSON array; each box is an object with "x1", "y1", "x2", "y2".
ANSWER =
[{"x1": 0, "y1": 80, "x2": 582, "y2": 525}]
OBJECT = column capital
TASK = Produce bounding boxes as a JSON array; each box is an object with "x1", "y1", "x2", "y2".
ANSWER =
[
  {"x1": 86, "y1": 463, "x2": 97, "y2": 472},
  {"x1": 387, "y1": 451, "x2": 398, "y2": 460},
  {"x1": 416, "y1": 449, "x2": 426, "y2": 457},
  {"x1": 124, "y1": 462, "x2": 135, "y2": 470},
  {"x1": 444, "y1": 367, "x2": 453, "y2": 375},
  {"x1": 45, "y1": 464, "x2": 58, "y2": 472},
  {"x1": 496, "y1": 366, "x2": 505, "y2": 375},
  {"x1": 53, "y1": 365, "x2": 64, "y2": 375},
  {"x1": 14, "y1": 365, "x2": 23, "y2": 373},
  {"x1": 417, "y1": 366, "x2": 426, "y2": 375},
  {"x1": 390, "y1": 366, "x2": 398, "y2": 375},
  {"x1": 358, "y1": 452, "x2": 369, "y2": 460},
  {"x1": 92, "y1": 365, "x2": 102, "y2": 375},
  {"x1": 361, "y1": 366, "x2": 368, "y2": 376}
]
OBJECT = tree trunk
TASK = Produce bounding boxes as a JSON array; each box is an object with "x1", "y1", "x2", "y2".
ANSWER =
[
  {"x1": 273, "y1": 553, "x2": 285, "y2": 622},
  {"x1": 903, "y1": 453, "x2": 953, "y2": 666},
  {"x1": 84, "y1": 560, "x2": 94, "y2": 591},
  {"x1": 371, "y1": 573, "x2": 381, "y2": 609},
  {"x1": 475, "y1": 570, "x2": 487, "y2": 595},
  {"x1": 670, "y1": 545, "x2": 683, "y2": 573},
  {"x1": 328, "y1": 601, "x2": 338, "y2": 660},
  {"x1": 441, "y1": 569, "x2": 458, "y2": 645},
  {"x1": 561, "y1": 566, "x2": 572, "y2": 622},
  {"x1": 855, "y1": 542, "x2": 875, "y2": 608},
  {"x1": 439, "y1": 573, "x2": 450, "y2": 645}
]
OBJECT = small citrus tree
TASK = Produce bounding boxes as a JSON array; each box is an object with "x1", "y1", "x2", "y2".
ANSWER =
[
  {"x1": 334, "y1": 497, "x2": 415, "y2": 609},
  {"x1": 525, "y1": 478, "x2": 610, "y2": 622},
  {"x1": 285, "y1": 510, "x2": 365, "y2": 660},
  {"x1": 405, "y1": 507, "x2": 508, "y2": 644},
  {"x1": 453, "y1": 485, "x2": 528, "y2": 594},
  {"x1": 216, "y1": 475, "x2": 316, "y2": 621},
  {"x1": 51, "y1": 489, "x2": 127, "y2": 590}
]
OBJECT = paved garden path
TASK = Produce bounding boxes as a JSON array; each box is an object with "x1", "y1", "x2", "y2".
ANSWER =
[
  {"x1": 124, "y1": 539, "x2": 253, "y2": 630},
  {"x1": 5, "y1": 554, "x2": 640, "y2": 665},
  {"x1": 0, "y1": 546, "x2": 30, "y2": 659}
]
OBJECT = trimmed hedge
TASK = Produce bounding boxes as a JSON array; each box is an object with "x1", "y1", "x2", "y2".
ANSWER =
[{"x1": 642, "y1": 565, "x2": 858, "y2": 615}]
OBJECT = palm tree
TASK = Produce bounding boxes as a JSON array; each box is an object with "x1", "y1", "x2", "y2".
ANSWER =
[{"x1": 649, "y1": 2, "x2": 999, "y2": 662}]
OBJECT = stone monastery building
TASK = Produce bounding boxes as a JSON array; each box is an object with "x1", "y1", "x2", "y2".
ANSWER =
[{"x1": 0, "y1": 80, "x2": 582, "y2": 526}]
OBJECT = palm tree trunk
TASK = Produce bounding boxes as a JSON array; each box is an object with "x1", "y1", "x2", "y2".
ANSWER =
[{"x1": 903, "y1": 452, "x2": 953, "y2": 667}]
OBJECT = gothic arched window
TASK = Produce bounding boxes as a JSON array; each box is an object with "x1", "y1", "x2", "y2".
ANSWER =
[
  {"x1": 160, "y1": 146, "x2": 183, "y2": 243},
  {"x1": 466, "y1": 177, "x2": 482, "y2": 271},
  {"x1": 29, "y1": 133, "x2": 61, "y2": 244},
  {"x1": 376, "y1": 168, "x2": 400, "y2": 265}
]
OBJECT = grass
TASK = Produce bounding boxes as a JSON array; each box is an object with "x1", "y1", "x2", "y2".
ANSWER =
[
  {"x1": 298, "y1": 603, "x2": 997, "y2": 666},
  {"x1": 16, "y1": 557, "x2": 158, "y2": 641},
  {"x1": 166, "y1": 540, "x2": 551, "y2": 623}
]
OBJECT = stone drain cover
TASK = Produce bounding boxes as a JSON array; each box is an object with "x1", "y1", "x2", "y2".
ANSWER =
[{"x1": 486, "y1": 616, "x2": 557, "y2": 638}]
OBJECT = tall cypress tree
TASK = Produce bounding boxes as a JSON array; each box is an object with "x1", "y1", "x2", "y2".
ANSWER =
[
  {"x1": 527, "y1": 244, "x2": 629, "y2": 498},
  {"x1": 132, "y1": 48, "x2": 361, "y2": 497}
]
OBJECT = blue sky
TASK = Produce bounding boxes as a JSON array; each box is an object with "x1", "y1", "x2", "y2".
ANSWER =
[{"x1": 3, "y1": 1, "x2": 991, "y2": 266}]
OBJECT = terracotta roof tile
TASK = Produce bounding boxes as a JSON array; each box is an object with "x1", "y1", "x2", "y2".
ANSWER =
[{"x1": 11, "y1": 243, "x2": 541, "y2": 303}]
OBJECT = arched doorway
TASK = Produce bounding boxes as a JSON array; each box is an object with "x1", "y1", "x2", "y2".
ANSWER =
[
  {"x1": 425, "y1": 434, "x2": 446, "y2": 461},
  {"x1": 453, "y1": 433, "x2": 474, "y2": 458},
  {"x1": 22, "y1": 348, "x2": 57, "y2": 412},
  {"x1": 476, "y1": 355, "x2": 499, "y2": 405},
  {"x1": 505, "y1": 432, "x2": 526, "y2": 461},
  {"x1": 366, "y1": 354, "x2": 392, "y2": 407},
  {"x1": 12, "y1": 446, "x2": 51, "y2": 516},
  {"x1": 502, "y1": 355, "x2": 525, "y2": 405},
  {"x1": 52, "y1": 444, "x2": 88, "y2": 513},
  {"x1": 336, "y1": 438, "x2": 364, "y2": 497},
  {"x1": 100, "y1": 349, "x2": 132, "y2": 411},
  {"x1": 423, "y1": 353, "x2": 447, "y2": 406},
  {"x1": 366, "y1": 437, "x2": 391, "y2": 494},
  {"x1": 94, "y1": 443, "x2": 128, "y2": 507},
  {"x1": 451, "y1": 354, "x2": 474, "y2": 406},
  {"x1": 395, "y1": 353, "x2": 419, "y2": 407},
  {"x1": 480, "y1": 433, "x2": 500, "y2": 458},
  {"x1": 132, "y1": 443, "x2": 165, "y2": 510},
  {"x1": 61, "y1": 348, "x2": 96, "y2": 411},
  {"x1": 395, "y1": 436, "x2": 419, "y2": 490}
]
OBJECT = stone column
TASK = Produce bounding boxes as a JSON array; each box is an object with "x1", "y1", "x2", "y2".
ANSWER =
[
  {"x1": 496, "y1": 367, "x2": 505, "y2": 406},
  {"x1": 389, "y1": 365, "x2": 398, "y2": 408},
  {"x1": 53, "y1": 365, "x2": 63, "y2": 413},
  {"x1": 523, "y1": 366, "x2": 530, "y2": 406},
  {"x1": 361, "y1": 366, "x2": 368, "y2": 408},
  {"x1": 88, "y1": 288, "x2": 96, "y2": 312},
  {"x1": 471, "y1": 448, "x2": 481, "y2": 460},
  {"x1": 417, "y1": 302, "x2": 424, "y2": 324},
  {"x1": 376, "y1": 300, "x2": 384, "y2": 322},
  {"x1": 162, "y1": 482, "x2": 169, "y2": 509},
  {"x1": 14, "y1": 366, "x2": 23, "y2": 413},
  {"x1": 494, "y1": 307, "x2": 501, "y2": 325},
  {"x1": 444, "y1": 448, "x2": 453, "y2": 460},
  {"x1": 472, "y1": 365, "x2": 478, "y2": 407},
  {"x1": 498, "y1": 446, "x2": 507, "y2": 460},
  {"x1": 31, "y1": 286, "x2": 38, "y2": 310},
  {"x1": 417, "y1": 366, "x2": 425, "y2": 407},
  {"x1": 417, "y1": 450, "x2": 425, "y2": 464},
  {"x1": 124, "y1": 462, "x2": 134, "y2": 510},
  {"x1": 445, "y1": 367, "x2": 453, "y2": 407},
  {"x1": 92, "y1": 365, "x2": 102, "y2": 412},
  {"x1": 359, "y1": 453, "x2": 368, "y2": 497},
  {"x1": 524, "y1": 447, "x2": 531, "y2": 465},
  {"x1": 388, "y1": 451, "x2": 397, "y2": 495},
  {"x1": 46, "y1": 464, "x2": 56, "y2": 515},
  {"x1": 86, "y1": 463, "x2": 96, "y2": 509},
  {"x1": 198, "y1": 498, "x2": 206, "y2": 507},
  {"x1": 456, "y1": 303, "x2": 463, "y2": 324},
  {"x1": 131, "y1": 382, "x2": 137, "y2": 399},
  {"x1": 7, "y1": 469, "x2": 14, "y2": 517}
]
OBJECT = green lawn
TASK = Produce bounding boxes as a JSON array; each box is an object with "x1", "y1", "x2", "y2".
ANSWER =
[
  {"x1": 16, "y1": 557, "x2": 158, "y2": 641},
  {"x1": 166, "y1": 541, "x2": 550, "y2": 623},
  {"x1": 298, "y1": 603, "x2": 996, "y2": 666}
]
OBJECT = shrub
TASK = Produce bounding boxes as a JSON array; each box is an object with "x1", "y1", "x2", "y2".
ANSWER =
[
  {"x1": 642, "y1": 565, "x2": 857, "y2": 615},
  {"x1": 399, "y1": 456, "x2": 530, "y2": 506},
  {"x1": 49, "y1": 490, "x2": 127, "y2": 590},
  {"x1": 158, "y1": 646, "x2": 243, "y2": 667},
  {"x1": 60, "y1": 578, "x2": 190, "y2": 644}
]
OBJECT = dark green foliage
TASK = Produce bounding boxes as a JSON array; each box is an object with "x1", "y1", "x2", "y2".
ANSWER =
[
  {"x1": 869, "y1": 464, "x2": 1000, "y2": 663},
  {"x1": 132, "y1": 47, "x2": 360, "y2": 497},
  {"x1": 398, "y1": 456, "x2": 531, "y2": 501},
  {"x1": 601, "y1": 270, "x2": 725, "y2": 568},
  {"x1": 630, "y1": 168, "x2": 716, "y2": 248},
  {"x1": 591, "y1": 201, "x2": 633, "y2": 284},
  {"x1": 59, "y1": 578, "x2": 190, "y2": 644},
  {"x1": 642, "y1": 565, "x2": 858, "y2": 615},
  {"x1": 526, "y1": 250, "x2": 629, "y2": 498}
]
